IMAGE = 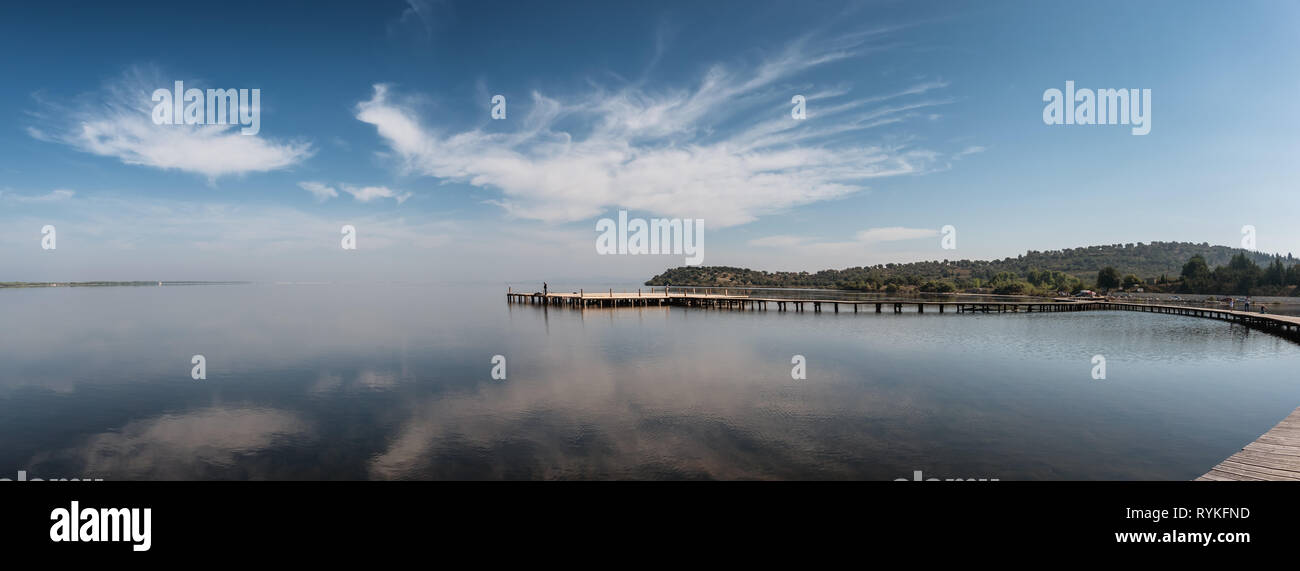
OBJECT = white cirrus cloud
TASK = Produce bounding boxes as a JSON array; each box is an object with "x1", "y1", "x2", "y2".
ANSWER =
[
  {"x1": 854, "y1": 226, "x2": 940, "y2": 243},
  {"x1": 747, "y1": 234, "x2": 812, "y2": 248},
  {"x1": 738, "y1": 226, "x2": 943, "y2": 263},
  {"x1": 355, "y1": 30, "x2": 958, "y2": 228},
  {"x1": 0, "y1": 192, "x2": 457, "y2": 266},
  {"x1": 388, "y1": 0, "x2": 445, "y2": 40},
  {"x1": 2, "y1": 189, "x2": 76, "y2": 203},
  {"x1": 341, "y1": 184, "x2": 412, "y2": 204},
  {"x1": 297, "y1": 181, "x2": 339, "y2": 202},
  {"x1": 27, "y1": 66, "x2": 313, "y2": 180},
  {"x1": 297, "y1": 181, "x2": 410, "y2": 204}
]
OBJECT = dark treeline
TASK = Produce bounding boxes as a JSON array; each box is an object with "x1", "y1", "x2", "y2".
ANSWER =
[
  {"x1": 646, "y1": 242, "x2": 1300, "y2": 297},
  {"x1": 1175, "y1": 253, "x2": 1299, "y2": 295}
]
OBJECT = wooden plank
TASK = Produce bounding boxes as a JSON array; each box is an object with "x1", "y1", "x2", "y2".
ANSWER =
[
  {"x1": 1203, "y1": 462, "x2": 1287, "y2": 481},
  {"x1": 1201, "y1": 467, "x2": 1267, "y2": 481},
  {"x1": 1232, "y1": 448, "x2": 1300, "y2": 467},
  {"x1": 1195, "y1": 472, "x2": 1237, "y2": 482},
  {"x1": 1242, "y1": 441, "x2": 1300, "y2": 456},
  {"x1": 1255, "y1": 434, "x2": 1300, "y2": 447},
  {"x1": 1200, "y1": 407, "x2": 1300, "y2": 481},
  {"x1": 1217, "y1": 459, "x2": 1300, "y2": 479}
]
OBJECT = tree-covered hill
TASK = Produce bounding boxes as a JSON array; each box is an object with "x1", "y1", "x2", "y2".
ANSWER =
[{"x1": 646, "y1": 241, "x2": 1297, "y2": 295}]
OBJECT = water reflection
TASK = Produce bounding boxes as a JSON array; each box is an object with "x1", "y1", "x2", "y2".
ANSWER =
[{"x1": 2, "y1": 284, "x2": 1299, "y2": 480}]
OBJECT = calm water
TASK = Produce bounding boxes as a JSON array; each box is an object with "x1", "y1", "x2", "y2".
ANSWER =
[{"x1": 3, "y1": 283, "x2": 1299, "y2": 480}]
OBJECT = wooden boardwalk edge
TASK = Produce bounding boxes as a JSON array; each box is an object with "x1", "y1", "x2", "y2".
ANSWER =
[{"x1": 1198, "y1": 407, "x2": 1300, "y2": 481}]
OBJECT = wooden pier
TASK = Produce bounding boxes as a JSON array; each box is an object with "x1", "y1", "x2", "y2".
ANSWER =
[
  {"x1": 1089, "y1": 301, "x2": 1300, "y2": 342},
  {"x1": 506, "y1": 288, "x2": 1088, "y2": 314},
  {"x1": 505, "y1": 288, "x2": 1300, "y2": 342},
  {"x1": 1198, "y1": 407, "x2": 1300, "y2": 481}
]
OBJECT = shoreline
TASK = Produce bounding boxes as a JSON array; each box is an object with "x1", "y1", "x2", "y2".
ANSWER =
[{"x1": 0, "y1": 281, "x2": 249, "y2": 289}]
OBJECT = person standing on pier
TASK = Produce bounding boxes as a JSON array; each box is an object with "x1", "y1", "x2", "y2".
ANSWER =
[
  {"x1": 543, "y1": 282, "x2": 548, "y2": 296},
  {"x1": 1244, "y1": 297, "x2": 1250, "y2": 312}
]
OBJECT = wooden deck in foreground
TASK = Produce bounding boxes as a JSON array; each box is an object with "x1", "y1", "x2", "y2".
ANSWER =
[{"x1": 1198, "y1": 407, "x2": 1300, "y2": 481}]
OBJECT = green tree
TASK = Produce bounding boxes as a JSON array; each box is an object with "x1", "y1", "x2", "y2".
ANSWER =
[
  {"x1": 919, "y1": 280, "x2": 955, "y2": 293},
  {"x1": 1217, "y1": 253, "x2": 1261, "y2": 294},
  {"x1": 993, "y1": 281, "x2": 1031, "y2": 295},
  {"x1": 1181, "y1": 255, "x2": 1210, "y2": 281},
  {"x1": 1097, "y1": 267, "x2": 1121, "y2": 290},
  {"x1": 1265, "y1": 257, "x2": 1286, "y2": 286}
]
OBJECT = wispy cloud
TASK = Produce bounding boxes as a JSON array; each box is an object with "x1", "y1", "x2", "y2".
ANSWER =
[
  {"x1": 356, "y1": 30, "x2": 955, "y2": 228},
  {"x1": 0, "y1": 191, "x2": 625, "y2": 281},
  {"x1": 341, "y1": 184, "x2": 412, "y2": 204},
  {"x1": 2, "y1": 189, "x2": 76, "y2": 203},
  {"x1": 298, "y1": 181, "x2": 340, "y2": 202},
  {"x1": 298, "y1": 181, "x2": 411, "y2": 204},
  {"x1": 0, "y1": 193, "x2": 451, "y2": 256},
  {"x1": 27, "y1": 66, "x2": 313, "y2": 180},
  {"x1": 742, "y1": 226, "x2": 942, "y2": 262},
  {"x1": 747, "y1": 235, "x2": 811, "y2": 248},
  {"x1": 854, "y1": 226, "x2": 939, "y2": 242},
  {"x1": 387, "y1": 0, "x2": 446, "y2": 41}
]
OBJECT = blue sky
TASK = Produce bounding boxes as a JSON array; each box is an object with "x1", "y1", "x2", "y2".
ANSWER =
[{"x1": 2, "y1": 0, "x2": 1297, "y2": 283}]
